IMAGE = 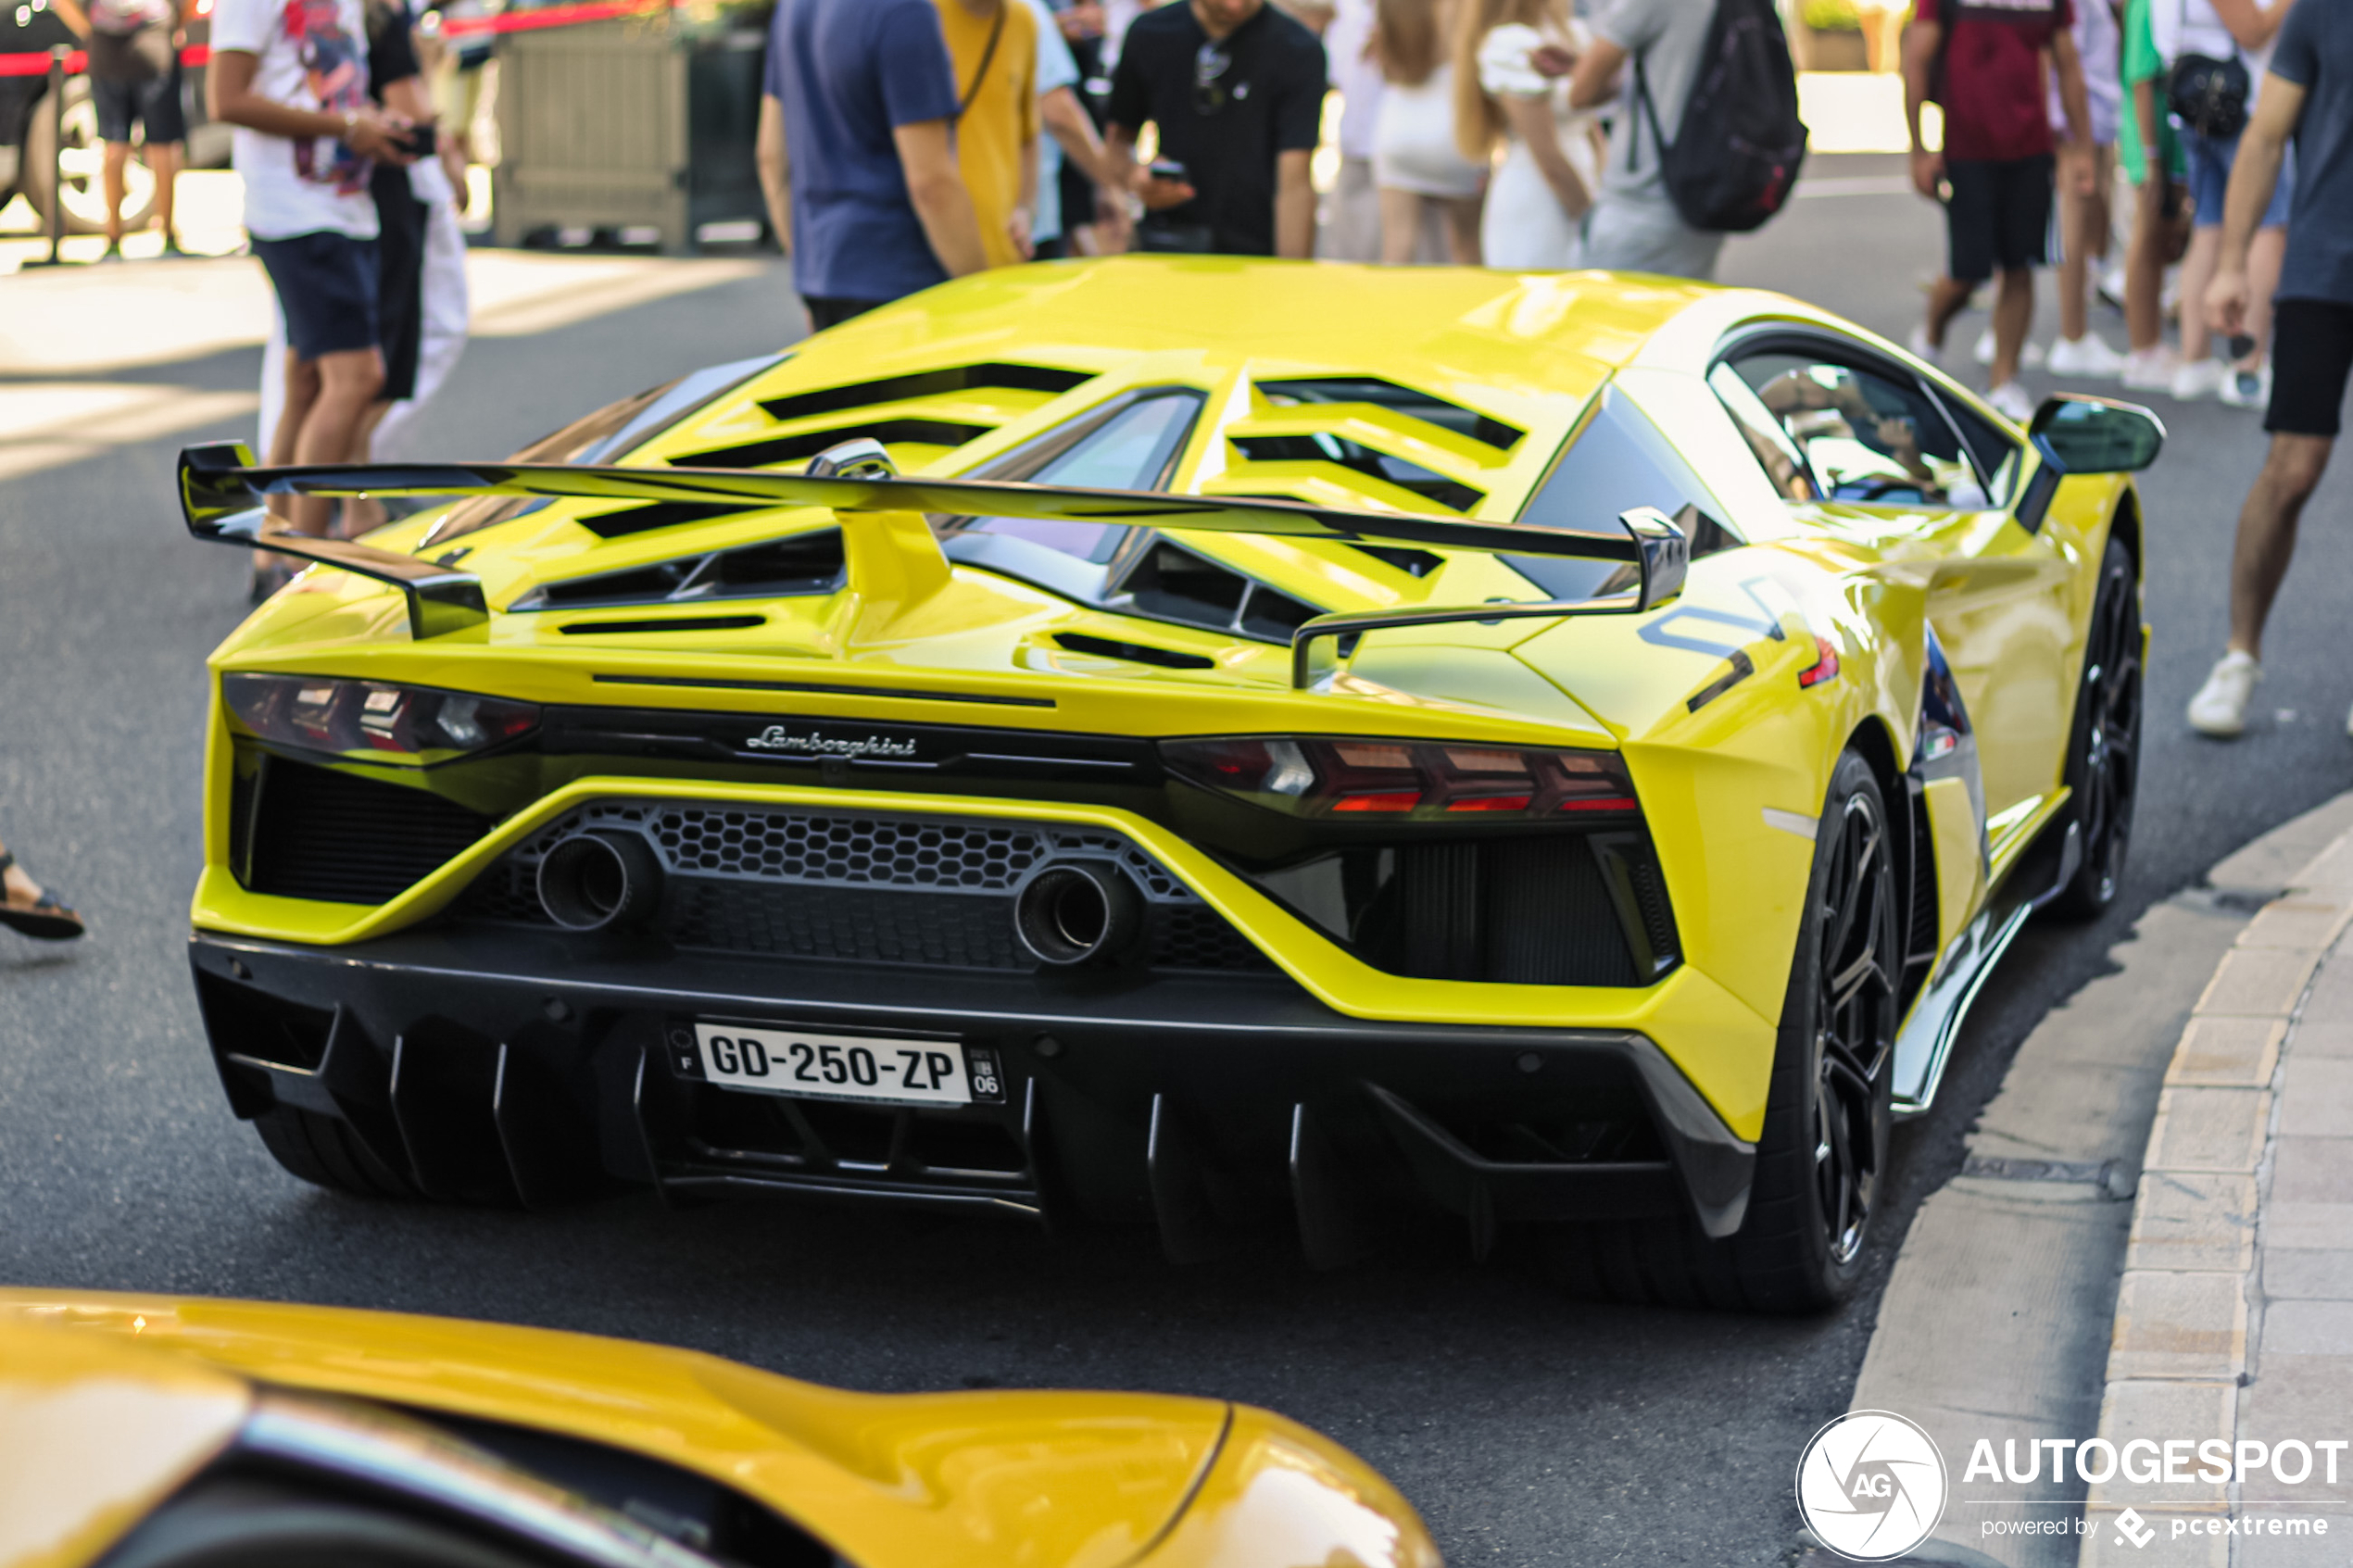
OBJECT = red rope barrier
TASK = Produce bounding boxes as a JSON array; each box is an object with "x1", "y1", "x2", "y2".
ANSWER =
[{"x1": 0, "y1": 0, "x2": 668, "y2": 72}]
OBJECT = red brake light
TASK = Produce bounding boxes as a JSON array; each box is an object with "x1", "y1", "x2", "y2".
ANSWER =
[
  {"x1": 224, "y1": 674, "x2": 539, "y2": 763},
  {"x1": 1333, "y1": 790, "x2": 1422, "y2": 813},
  {"x1": 1162, "y1": 736, "x2": 1638, "y2": 823},
  {"x1": 1798, "y1": 635, "x2": 1841, "y2": 688}
]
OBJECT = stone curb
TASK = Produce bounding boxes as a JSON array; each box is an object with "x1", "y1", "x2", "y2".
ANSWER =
[{"x1": 2076, "y1": 816, "x2": 2353, "y2": 1567}]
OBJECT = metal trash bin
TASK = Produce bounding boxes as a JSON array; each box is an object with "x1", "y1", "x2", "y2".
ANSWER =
[{"x1": 490, "y1": 5, "x2": 768, "y2": 253}]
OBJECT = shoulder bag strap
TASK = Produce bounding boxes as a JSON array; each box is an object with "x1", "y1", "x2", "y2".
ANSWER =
[
  {"x1": 957, "y1": 3, "x2": 1011, "y2": 121},
  {"x1": 1629, "y1": 49, "x2": 1670, "y2": 169}
]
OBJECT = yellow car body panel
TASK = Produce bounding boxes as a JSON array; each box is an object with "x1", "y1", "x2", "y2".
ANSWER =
[
  {"x1": 0, "y1": 1321, "x2": 249, "y2": 1568},
  {"x1": 0, "y1": 1291, "x2": 1433, "y2": 1568}
]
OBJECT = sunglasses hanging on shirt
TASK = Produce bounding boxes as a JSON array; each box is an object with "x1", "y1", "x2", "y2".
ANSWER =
[{"x1": 1193, "y1": 41, "x2": 1231, "y2": 115}]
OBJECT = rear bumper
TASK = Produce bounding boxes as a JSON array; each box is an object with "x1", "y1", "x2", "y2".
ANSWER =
[{"x1": 189, "y1": 926, "x2": 1756, "y2": 1257}]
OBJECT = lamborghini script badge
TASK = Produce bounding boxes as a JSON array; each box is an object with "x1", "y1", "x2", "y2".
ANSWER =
[{"x1": 745, "y1": 725, "x2": 919, "y2": 759}]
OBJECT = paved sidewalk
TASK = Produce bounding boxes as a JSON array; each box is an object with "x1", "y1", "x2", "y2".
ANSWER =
[{"x1": 2082, "y1": 820, "x2": 2353, "y2": 1565}]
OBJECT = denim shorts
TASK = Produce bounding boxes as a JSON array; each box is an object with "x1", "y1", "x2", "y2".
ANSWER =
[{"x1": 2181, "y1": 125, "x2": 2294, "y2": 229}]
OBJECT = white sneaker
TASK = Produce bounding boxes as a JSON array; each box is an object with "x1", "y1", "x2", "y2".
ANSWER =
[
  {"x1": 2188, "y1": 650, "x2": 2260, "y2": 738},
  {"x1": 1986, "y1": 381, "x2": 2037, "y2": 422},
  {"x1": 2120, "y1": 346, "x2": 2177, "y2": 391},
  {"x1": 2172, "y1": 358, "x2": 2226, "y2": 400},
  {"x1": 2219, "y1": 363, "x2": 2272, "y2": 409},
  {"x1": 2047, "y1": 332, "x2": 2127, "y2": 378},
  {"x1": 1974, "y1": 328, "x2": 2046, "y2": 370},
  {"x1": 1907, "y1": 324, "x2": 1943, "y2": 369}
]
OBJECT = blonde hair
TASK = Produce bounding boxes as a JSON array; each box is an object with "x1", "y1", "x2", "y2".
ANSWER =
[
  {"x1": 1452, "y1": 0, "x2": 1567, "y2": 165},
  {"x1": 1376, "y1": 0, "x2": 1444, "y2": 87}
]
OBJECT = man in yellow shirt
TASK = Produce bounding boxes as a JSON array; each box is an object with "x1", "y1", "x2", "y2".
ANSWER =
[{"x1": 935, "y1": 0, "x2": 1040, "y2": 268}]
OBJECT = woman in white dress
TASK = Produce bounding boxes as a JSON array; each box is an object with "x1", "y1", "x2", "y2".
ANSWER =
[
  {"x1": 1453, "y1": 0, "x2": 1603, "y2": 271},
  {"x1": 1371, "y1": 0, "x2": 1485, "y2": 265}
]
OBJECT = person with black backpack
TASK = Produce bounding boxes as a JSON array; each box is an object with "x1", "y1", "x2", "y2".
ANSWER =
[
  {"x1": 1564, "y1": 0, "x2": 1808, "y2": 279},
  {"x1": 1902, "y1": 0, "x2": 2095, "y2": 422}
]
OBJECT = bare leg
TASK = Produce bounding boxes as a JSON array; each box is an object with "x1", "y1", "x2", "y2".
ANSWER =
[
  {"x1": 101, "y1": 141, "x2": 131, "y2": 246},
  {"x1": 149, "y1": 140, "x2": 180, "y2": 241},
  {"x1": 2124, "y1": 173, "x2": 2166, "y2": 353},
  {"x1": 339, "y1": 399, "x2": 397, "y2": 537},
  {"x1": 1923, "y1": 276, "x2": 1975, "y2": 351},
  {"x1": 1378, "y1": 188, "x2": 1423, "y2": 267},
  {"x1": 284, "y1": 347, "x2": 386, "y2": 537},
  {"x1": 1440, "y1": 194, "x2": 1482, "y2": 267},
  {"x1": 256, "y1": 350, "x2": 321, "y2": 564},
  {"x1": 2177, "y1": 225, "x2": 2221, "y2": 365},
  {"x1": 2057, "y1": 144, "x2": 2114, "y2": 342},
  {"x1": 1989, "y1": 265, "x2": 2034, "y2": 385},
  {"x1": 2228, "y1": 433, "x2": 2334, "y2": 659}
]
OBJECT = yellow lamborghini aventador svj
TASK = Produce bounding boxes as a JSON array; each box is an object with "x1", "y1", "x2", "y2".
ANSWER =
[{"x1": 173, "y1": 258, "x2": 2161, "y2": 1311}]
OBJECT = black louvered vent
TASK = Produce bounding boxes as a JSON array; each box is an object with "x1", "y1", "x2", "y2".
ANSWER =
[
  {"x1": 1901, "y1": 790, "x2": 1939, "y2": 1011},
  {"x1": 1282, "y1": 834, "x2": 1675, "y2": 987},
  {"x1": 245, "y1": 758, "x2": 494, "y2": 905}
]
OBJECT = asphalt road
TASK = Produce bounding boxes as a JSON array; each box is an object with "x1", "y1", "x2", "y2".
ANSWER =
[{"x1": 4, "y1": 158, "x2": 2350, "y2": 1565}]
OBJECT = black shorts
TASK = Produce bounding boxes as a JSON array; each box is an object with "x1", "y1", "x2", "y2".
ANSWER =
[
  {"x1": 1944, "y1": 155, "x2": 2054, "y2": 282},
  {"x1": 88, "y1": 29, "x2": 186, "y2": 144},
  {"x1": 2267, "y1": 298, "x2": 2353, "y2": 438},
  {"x1": 253, "y1": 231, "x2": 382, "y2": 360}
]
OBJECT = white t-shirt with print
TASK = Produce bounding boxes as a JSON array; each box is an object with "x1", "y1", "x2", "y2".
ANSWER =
[{"x1": 209, "y1": 0, "x2": 379, "y2": 240}]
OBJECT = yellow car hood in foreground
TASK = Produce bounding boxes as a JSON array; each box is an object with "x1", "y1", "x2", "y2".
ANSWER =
[{"x1": 0, "y1": 1291, "x2": 1437, "y2": 1568}]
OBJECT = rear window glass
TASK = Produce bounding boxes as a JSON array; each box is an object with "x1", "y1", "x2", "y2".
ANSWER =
[
  {"x1": 954, "y1": 391, "x2": 1202, "y2": 565},
  {"x1": 1506, "y1": 387, "x2": 1738, "y2": 600}
]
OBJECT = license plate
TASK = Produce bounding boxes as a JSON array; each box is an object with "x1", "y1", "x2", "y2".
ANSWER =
[{"x1": 690, "y1": 1023, "x2": 1002, "y2": 1107}]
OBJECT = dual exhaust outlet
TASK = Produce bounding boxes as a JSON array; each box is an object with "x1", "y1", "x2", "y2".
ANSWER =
[{"x1": 533, "y1": 832, "x2": 1146, "y2": 968}]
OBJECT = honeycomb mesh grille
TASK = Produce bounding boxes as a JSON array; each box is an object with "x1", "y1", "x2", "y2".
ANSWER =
[
  {"x1": 654, "y1": 809, "x2": 1047, "y2": 889},
  {"x1": 453, "y1": 800, "x2": 1268, "y2": 973}
]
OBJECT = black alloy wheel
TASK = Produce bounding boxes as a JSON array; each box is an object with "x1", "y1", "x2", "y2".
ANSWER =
[
  {"x1": 1534, "y1": 750, "x2": 1900, "y2": 1312},
  {"x1": 2050, "y1": 535, "x2": 2143, "y2": 919},
  {"x1": 1809, "y1": 784, "x2": 1901, "y2": 1269}
]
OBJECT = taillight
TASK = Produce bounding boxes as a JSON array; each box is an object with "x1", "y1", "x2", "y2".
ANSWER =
[
  {"x1": 223, "y1": 673, "x2": 539, "y2": 764},
  {"x1": 1161, "y1": 736, "x2": 1638, "y2": 822}
]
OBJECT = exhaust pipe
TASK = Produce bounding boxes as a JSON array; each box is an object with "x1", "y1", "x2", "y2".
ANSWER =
[
  {"x1": 535, "y1": 832, "x2": 663, "y2": 932},
  {"x1": 1014, "y1": 860, "x2": 1143, "y2": 967}
]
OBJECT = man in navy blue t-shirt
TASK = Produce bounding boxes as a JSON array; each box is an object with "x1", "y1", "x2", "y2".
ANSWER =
[{"x1": 756, "y1": 0, "x2": 988, "y2": 329}]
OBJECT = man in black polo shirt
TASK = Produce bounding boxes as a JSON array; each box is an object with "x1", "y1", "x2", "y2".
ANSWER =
[{"x1": 1106, "y1": 0, "x2": 1325, "y2": 257}]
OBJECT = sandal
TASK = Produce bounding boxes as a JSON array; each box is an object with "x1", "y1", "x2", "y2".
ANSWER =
[{"x1": 0, "y1": 852, "x2": 85, "y2": 942}]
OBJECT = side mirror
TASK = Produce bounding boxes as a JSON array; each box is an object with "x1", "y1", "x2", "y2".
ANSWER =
[{"x1": 2028, "y1": 395, "x2": 2166, "y2": 475}]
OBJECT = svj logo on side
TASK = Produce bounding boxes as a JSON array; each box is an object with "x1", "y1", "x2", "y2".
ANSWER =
[{"x1": 1796, "y1": 1410, "x2": 1951, "y2": 1562}]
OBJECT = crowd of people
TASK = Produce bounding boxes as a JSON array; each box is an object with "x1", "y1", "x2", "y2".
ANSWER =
[{"x1": 753, "y1": 0, "x2": 1755, "y2": 325}]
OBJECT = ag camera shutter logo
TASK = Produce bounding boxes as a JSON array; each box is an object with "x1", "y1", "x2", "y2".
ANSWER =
[{"x1": 1796, "y1": 1410, "x2": 1950, "y2": 1562}]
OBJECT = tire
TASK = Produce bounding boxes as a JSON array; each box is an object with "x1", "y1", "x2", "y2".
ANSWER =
[
  {"x1": 1538, "y1": 749, "x2": 1902, "y2": 1312},
  {"x1": 19, "y1": 75, "x2": 158, "y2": 236},
  {"x1": 250, "y1": 1104, "x2": 423, "y2": 1200},
  {"x1": 2046, "y1": 534, "x2": 2142, "y2": 920}
]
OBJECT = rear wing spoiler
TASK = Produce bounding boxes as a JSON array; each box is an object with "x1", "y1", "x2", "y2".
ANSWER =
[{"x1": 177, "y1": 440, "x2": 1688, "y2": 684}]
